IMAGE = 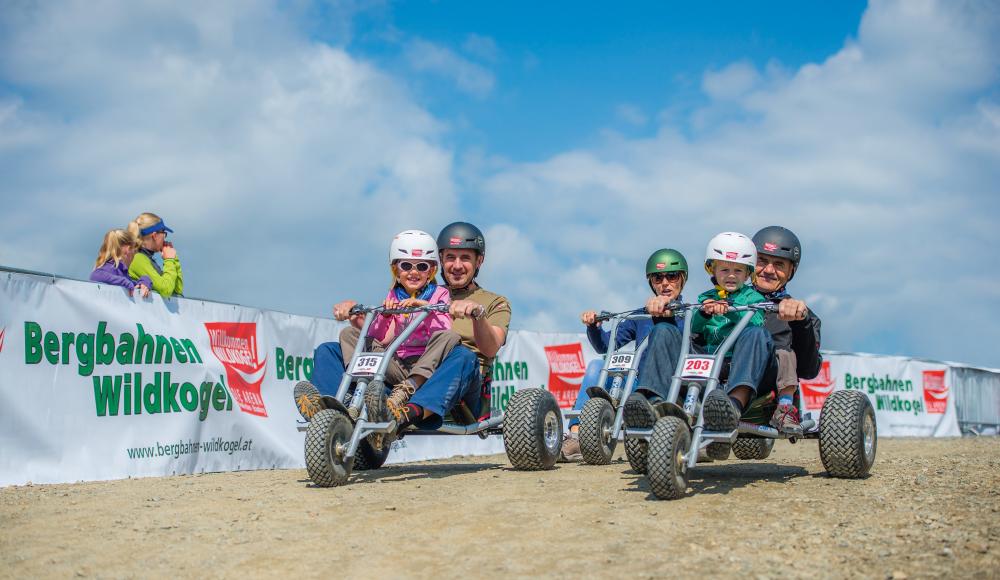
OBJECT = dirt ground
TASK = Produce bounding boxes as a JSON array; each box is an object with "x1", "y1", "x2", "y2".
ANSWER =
[{"x1": 2, "y1": 437, "x2": 998, "y2": 579}]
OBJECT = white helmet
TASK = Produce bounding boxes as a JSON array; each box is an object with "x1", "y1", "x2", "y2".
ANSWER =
[
  {"x1": 704, "y1": 232, "x2": 757, "y2": 274},
  {"x1": 389, "y1": 230, "x2": 439, "y2": 264}
]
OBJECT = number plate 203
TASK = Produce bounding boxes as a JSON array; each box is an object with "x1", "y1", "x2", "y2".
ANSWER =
[
  {"x1": 680, "y1": 356, "x2": 715, "y2": 378},
  {"x1": 606, "y1": 353, "x2": 635, "y2": 372},
  {"x1": 350, "y1": 354, "x2": 384, "y2": 376}
]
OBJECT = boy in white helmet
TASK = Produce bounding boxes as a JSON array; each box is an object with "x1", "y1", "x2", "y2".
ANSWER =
[{"x1": 695, "y1": 232, "x2": 774, "y2": 432}]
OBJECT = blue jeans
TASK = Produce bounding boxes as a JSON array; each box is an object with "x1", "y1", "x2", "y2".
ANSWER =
[
  {"x1": 568, "y1": 359, "x2": 608, "y2": 427},
  {"x1": 410, "y1": 345, "x2": 483, "y2": 420},
  {"x1": 312, "y1": 341, "x2": 346, "y2": 397},
  {"x1": 724, "y1": 326, "x2": 773, "y2": 396},
  {"x1": 636, "y1": 322, "x2": 685, "y2": 400}
]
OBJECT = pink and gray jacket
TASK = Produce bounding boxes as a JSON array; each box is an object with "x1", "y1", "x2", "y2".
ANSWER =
[{"x1": 367, "y1": 285, "x2": 452, "y2": 359}]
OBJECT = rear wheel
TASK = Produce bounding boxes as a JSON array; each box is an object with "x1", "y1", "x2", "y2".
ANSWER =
[
  {"x1": 819, "y1": 390, "x2": 877, "y2": 478},
  {"x1": 647, "y1": 416, "x2": 691, "y2": 500},
  {"x1": 732, "y1": 437, "x2": 774, "y2": 460},
  {"x1": 579, "y1": 397, "x2": 617, "y2": 465},
  {"x1": 503, "y1": 388, "x2": 563, "y2": 470},
  {"x1": 304, "y1": 409, "x2": 354, "y2": 487}
]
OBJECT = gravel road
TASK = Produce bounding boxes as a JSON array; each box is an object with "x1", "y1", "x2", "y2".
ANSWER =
[{"x1": 2, "y1": 437, "x2": 998, "y2": 579}]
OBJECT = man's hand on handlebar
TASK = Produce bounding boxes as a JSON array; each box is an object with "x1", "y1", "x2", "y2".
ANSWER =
[
  {"x1": 451, "y1": 299, "x2": 486, "y2": 320},
  {"x1": 777, "y1": 298, "x2": 808, "y2": 322},
  {"x1": 333, "y1": 300, "x2": 364, "y2": 328},
  {"x1": 646, "y1": 296, "x2": 676, "y2": 317},
  {"x1": 580, "y1": 310, "x2": 600, "y2": 326}
]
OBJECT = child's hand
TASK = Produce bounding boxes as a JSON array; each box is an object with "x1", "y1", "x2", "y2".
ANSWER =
[
  {"x1": 383, "y1": 297, "x2": 399, "y2": 310},
  {"x1": 136, "y1": 284, "x2": 151, "y2": 299},
  {"x1": 398, "y1": 298, "x2": 428, "y2": 308},
  {"x1": 162, "y1": 244, "x2": 177, "y2": 260},
  {"x1": 700, "y1": 299, "x2": 729, "y2": 316}
]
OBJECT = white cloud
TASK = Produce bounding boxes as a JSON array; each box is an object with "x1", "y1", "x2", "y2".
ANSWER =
[
  {"x1": 462, "y1": 33, "x2": 499, "y2": 63},
  {"x1": 468, "y1": 0, "x2": 1000, "y2": 367},
  {"x1": 0, "y1": 0, "x2": 454, "y2": 312},
  {"x1": 615, "y1": 104, "x2": 648, "y2": 127},
  {"x1": 404, "y1": 38, "x2": 495, "y2": 97}
]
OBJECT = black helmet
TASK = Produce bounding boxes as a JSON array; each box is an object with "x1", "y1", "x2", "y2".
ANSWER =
[
  {"x1": 752, "y1": 226, "x2": 801, "y2": 280},
  {"x1": 437, "y1": 222, "x2": 486, "y2": 257}
]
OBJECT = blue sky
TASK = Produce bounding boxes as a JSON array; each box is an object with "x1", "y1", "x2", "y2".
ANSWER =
[{"x1": 1, "y1": 1, "x2": 999, "y2": 367}]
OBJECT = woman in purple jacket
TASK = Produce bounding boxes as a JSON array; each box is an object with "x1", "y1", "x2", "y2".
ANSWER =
[{"x1": 89, "y1": 229, "x2": 152, "y2": 297}]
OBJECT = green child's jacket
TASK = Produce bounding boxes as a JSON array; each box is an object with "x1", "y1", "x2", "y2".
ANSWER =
[
  {"x1": 691, "y1": 284, "x2": 766, "y2": 354},
  {"x1": 129, "y1": 252, "x2": 183, "y2": 298}
]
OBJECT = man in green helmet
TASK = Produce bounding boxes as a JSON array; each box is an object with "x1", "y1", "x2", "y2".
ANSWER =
[{"x1": 560, "y1": 248, "x2": 688, "y2": 461}]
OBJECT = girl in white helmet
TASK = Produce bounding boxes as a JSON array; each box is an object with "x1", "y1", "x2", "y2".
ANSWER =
[{"x1": 694, "y1": 232, "x2": 774, "y2": 432}]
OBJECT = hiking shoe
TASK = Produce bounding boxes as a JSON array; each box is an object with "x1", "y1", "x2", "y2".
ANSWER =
[
  {"x1": 558, "y1": 433, "x2": 582, "y2": 463},
  {"x1": 363, "y1": 383, "x2": 391, "y2": 448},
  {"x1": 623, "y1": 393, "x2": 657, "y2": 431},
  {"x1": 770, "y1": 403, "x2": 803, "y2": 436},
  {"x1": 702, "y1": 389, "x2": 740, "y2": 431},
  {"x1": 386, "y1": 380, "x2": 418, "y2": 418},
  {"x1": 293, "y1": 381, "x2": 323, "y2": 421}
]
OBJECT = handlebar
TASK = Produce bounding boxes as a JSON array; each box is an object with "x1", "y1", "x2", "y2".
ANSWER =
[
  {"x1": 668, "y1": 301, "x2": 778, "y2": 313},
  {"x1": 593, "y1": 307, "x2": 649, "y2": 324},
  {"x1": 349, "y1": 303, "x2": 451, "y2": 316}
]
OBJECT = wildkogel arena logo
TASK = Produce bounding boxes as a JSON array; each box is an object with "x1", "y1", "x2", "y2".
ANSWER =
[
  {"x1": 543, "y1": 343, "x2": 586, "y2": 408},
  {"x1": 922, "y1": 369, "x2": 948, "y2": 415},
  {"x1": 204, "y1": 323, "x2": 268, "y2": 417},
  {"x1": 800, "y1": 361, "x2": 835, "y2": 411}
]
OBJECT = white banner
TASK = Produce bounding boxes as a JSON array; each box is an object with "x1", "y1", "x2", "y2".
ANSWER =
[
  {"x1": 0, "y1": 270, "x2": 963, "y2": 486},
  {"x1": 799, "y1": 353, "x2": 960, "y2": 436}
]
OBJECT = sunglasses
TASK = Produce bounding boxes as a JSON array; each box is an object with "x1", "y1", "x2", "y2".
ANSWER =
[
  {"x1": 649, "y1": 271, "x2": 683, "y2": 283},
  {"x1": 397, "y1": 261, "x2": 433, "y2": 272}
]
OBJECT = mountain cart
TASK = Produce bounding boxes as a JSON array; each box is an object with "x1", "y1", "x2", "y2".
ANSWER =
[
  {"x1": 303, "y1": 303, "x2": 563, "y2": 487},
  {"x1": 644, "y1": 302, "x2": 877, "y2": 500}
]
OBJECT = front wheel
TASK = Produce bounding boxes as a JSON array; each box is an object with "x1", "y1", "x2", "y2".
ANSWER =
[
  {"x1": 304, "y1": 409, "x2": 355, "y2": 487},
  {"x1": 503, "y1": 388, "x2": 563, "y2": 470},
  {"x1": 819, "y1": 390, "x2": 877, "y2": 478},
  {"x1": 579, "y1": 397, "x2": 616, "y2": 465},
  {"x1": 647, "y1": 416, "x2": 691, "y2": 500}
]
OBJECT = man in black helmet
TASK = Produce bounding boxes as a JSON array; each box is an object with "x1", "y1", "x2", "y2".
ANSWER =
[
  {"x1": 382, "y1": 222, "x2": 512, "y2": 431},
  {"x1": 422, "y1": 221, "x2": 512, "y2": 420},
  {"x1": 752, "y1": 226, "x2": 823, "y2": 434}
]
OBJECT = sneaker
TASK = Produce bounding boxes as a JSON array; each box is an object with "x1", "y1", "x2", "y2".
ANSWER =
[
  {"x1": 386, "y1": 380, "x2": 418, "y2": 418},
  {"x1": 558, "y1": 433, "x2": 582, "y2": 463},
  {"x1": 293, "y1": 381, "x2": 322, "y2": 421},
  {"x1": 702, "y1": 389, "x2": 740, "y2": 431},
  {"x1": 770, "y1": 403, "x2": 803, "y2": 436}
]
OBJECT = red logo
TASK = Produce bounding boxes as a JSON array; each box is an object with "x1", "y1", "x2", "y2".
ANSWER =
[
  {"x1": 204, "y1": 323, "x2": 268, "y2": 417},
  {"x1": 725, "y1": 251, "x2": 738, "y2": 259},
  {"x1": 412, "y1": 249, "x2": 423, "y2": 257},
  {"x1": 543, "y1": 343, "x2": 586, "y2": 408},
  {"x1": 800, "y1": 361, "x2": 835, "y2": 410},
  {"x1": 450, "y1": 237, "x2": 461, "y2": 245},
  {"x1": 763, "y1": 242, "x2": 778, "y2": 252},
  {"x1": 656, "y1": 262, "x2": 666, "y2": 270},
  {"x1": 922, "y1": 369, "x2": 948, "y2": 414}
]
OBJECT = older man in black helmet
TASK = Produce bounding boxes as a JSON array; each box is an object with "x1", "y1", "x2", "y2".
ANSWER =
[{"x1": 751, "y1": 226, "x2": 823, "y2": 434}]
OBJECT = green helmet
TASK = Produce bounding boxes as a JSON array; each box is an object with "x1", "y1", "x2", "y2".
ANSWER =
[{"x1": 645, "y1": 248, "x2": 688, "y2": 292}]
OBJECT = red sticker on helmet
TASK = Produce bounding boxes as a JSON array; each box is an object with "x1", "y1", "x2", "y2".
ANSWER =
[
  {"x1": 449, "y1": 237, "x2": 461, "y2": 245},
  {"x1": 763, "y1": 242, "x2": 778, "y2": 251},
  {"x1": 412, "y1": 249, "x2": 423, "y2": 257},
  {"x1": 725, "y1": 251, "x2": 738, "y2": 259},
  {"x1": 656, "y1": 263, "x2": 666, "y2": 270}
]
